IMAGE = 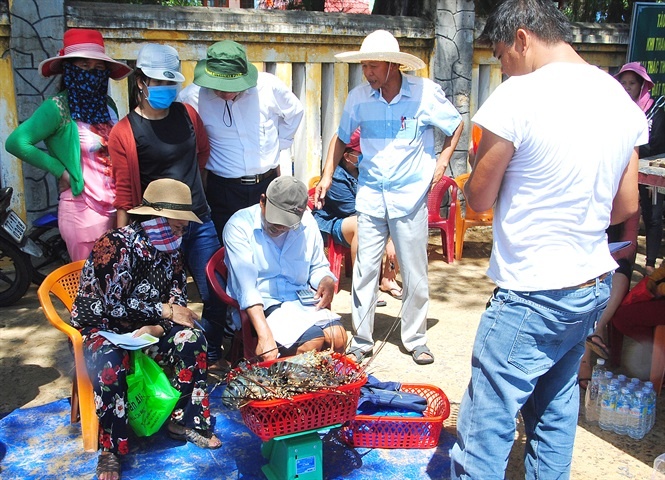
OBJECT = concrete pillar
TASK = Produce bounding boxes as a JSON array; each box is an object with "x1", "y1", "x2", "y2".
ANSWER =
[
  {"x1": 7, "y1": 0, "x2": 65, "y2": 221},
  {"x1": 433, "y1": 0, "x2": 474, "y2": 177}
]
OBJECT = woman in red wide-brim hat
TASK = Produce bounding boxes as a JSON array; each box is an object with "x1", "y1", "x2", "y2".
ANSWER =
[{"x1": 5, "y1": 29, "x2": 132, "y2": 262}]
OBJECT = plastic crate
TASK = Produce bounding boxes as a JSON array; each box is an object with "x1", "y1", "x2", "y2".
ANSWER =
[
  {"x1": 339, "y1": 384, "x2": 450, "y2": 449},
  {"x1": 238, "y1": 354, "x2": 367, "y2": 441}
]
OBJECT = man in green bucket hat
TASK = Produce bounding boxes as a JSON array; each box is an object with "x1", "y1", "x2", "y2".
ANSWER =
[
  {"x1": 179, "y1": 40, "x2": 304, "y2": 242},
  {"x1": 178, "y1": 40, "x2": 303, "y2": 368}
]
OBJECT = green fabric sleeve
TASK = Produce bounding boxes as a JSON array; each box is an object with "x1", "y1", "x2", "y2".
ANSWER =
[{"x1": 5, "y1": 99, "x2": 66, "y2": 178}]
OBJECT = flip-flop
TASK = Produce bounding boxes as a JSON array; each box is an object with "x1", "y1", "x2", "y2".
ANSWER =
[
  {"x1": 96, "y1": 452, "x2": 121, "y2": 480},
  {"x1": 208, "y1": 358, "x2": 232, "y2": 375},
  {"x1": 411, "y1": 345, "x2": 434, "y2": 365},
  {"x1": 380, "y1": 286, "x2": 403, "y2": 300},
  {"x1": 585, "y1": 334, "x2": 610, "y2": 359},
  {"x1": 346, "y1": 348, "x2": 373, "y2": 364}
]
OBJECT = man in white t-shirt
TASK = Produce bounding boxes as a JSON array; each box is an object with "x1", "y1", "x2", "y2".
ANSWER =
[{"x1": 450, "y1": 1, "x2": 648, "y2": 479}]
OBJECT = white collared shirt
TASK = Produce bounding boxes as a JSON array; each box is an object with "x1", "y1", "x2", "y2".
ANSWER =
[
  {"x1": 337, "y1": 74, "x2": 462, "y2": 219},
  {"x1": 223, "y1": 204, "x2": 334, "y2": 312},
  {"x1": 178, "y1": 72, "x2": 304, "y2": 178}
]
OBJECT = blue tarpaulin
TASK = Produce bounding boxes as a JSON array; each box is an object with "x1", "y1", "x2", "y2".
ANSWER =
[{"x1": 0, "y1": 387, "x2": 453, "y2": 479}]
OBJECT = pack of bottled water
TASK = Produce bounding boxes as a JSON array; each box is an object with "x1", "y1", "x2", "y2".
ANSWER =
[{"x1": 583, "y1": 358, "x2": 657, "y2": 439}]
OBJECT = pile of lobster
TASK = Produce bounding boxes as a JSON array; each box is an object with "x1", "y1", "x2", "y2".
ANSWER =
[{"x1": 221, "y1": 350, "x2": 362, "y2": 409}]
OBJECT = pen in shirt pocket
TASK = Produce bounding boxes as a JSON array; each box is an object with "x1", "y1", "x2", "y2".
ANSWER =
[{"x1": 400, "y1": 116, "x2": 406, "y2": 130}]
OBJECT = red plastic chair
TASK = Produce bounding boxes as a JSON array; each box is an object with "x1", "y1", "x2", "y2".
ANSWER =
[
  {"x1": 307, "y1": 187, "x2": 353, "y2": 293},
  {"x1": 327, "y1": 236, "x2": 352, "y2": 293},
  {"x1": 427, "y1": 176, "x2": 457, "y2": 263},
  {"x1": 205, "y1": 247, "x2": 257, "y2": 362}
]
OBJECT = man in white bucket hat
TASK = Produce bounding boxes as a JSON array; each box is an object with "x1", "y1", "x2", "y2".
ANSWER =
[{"x1": 314, "y1": 30, "x2": 463, "y2": 365}]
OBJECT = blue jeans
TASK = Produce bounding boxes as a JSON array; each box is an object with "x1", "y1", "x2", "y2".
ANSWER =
[
  {"x1": 450, "y1": 275, "x2": 611, "y2": 480},
  {"x1": 181, "y1": 214, "x2": 226, "y2": 356}
]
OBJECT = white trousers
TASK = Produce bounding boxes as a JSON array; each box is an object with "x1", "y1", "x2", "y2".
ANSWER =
[{"x1": 350, "y1": 197, "x2": 429, "y2": 353}]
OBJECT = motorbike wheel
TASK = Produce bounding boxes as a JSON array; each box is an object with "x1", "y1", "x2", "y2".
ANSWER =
[
  {"x1": 0, "y1": 237, "x2": 32, "y2": 307},
  {"x1": 29, "y1": 228, "x2": 70, "y2": 285}
]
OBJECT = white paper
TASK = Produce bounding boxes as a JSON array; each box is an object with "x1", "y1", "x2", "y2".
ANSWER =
[
  {"x1": 98, "y1": 330, "x2": 159, "y2": 350},
  {"x1": 265, "y1": 300, "x2": 341, "y2": 348}
]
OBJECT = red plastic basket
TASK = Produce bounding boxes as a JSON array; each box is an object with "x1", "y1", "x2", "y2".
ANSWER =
[
  {"x1": 339, "y1": 383, "x2": 450, "y2": 449},
  {"x1": 238, "y1": 354, "x2": 367, "y2": 442}
]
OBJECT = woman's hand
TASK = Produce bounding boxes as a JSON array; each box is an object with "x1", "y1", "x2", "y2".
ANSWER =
[
  {"x1": 133, "y1": 325, "x2": 164, "y2": 338},
  {"x1": 58, "y1": 170, "x2": 71, "y2": 193},
  {"x1": 161, "y1": 302, "x2": 200, "y2": 329},
  {"x1": 170, "y1": 303, "x2": 200, "y2": 329}
]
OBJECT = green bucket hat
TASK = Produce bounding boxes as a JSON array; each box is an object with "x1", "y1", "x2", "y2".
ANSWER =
[{"x1": 194, "y1": 40, "x2": 258, "y2": 92}]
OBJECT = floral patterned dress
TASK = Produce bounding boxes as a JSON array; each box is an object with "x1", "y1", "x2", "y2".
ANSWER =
[{"x1": 71, "y1": 222, "x2": 211, "y2": 455}]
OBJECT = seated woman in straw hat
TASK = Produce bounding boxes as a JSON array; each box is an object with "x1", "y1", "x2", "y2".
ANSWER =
[{"x1": 71, "y1": 179, "x2": 221, "y2": 480}]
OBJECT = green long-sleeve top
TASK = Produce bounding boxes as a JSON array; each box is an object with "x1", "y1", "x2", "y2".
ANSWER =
[{"x1": 5, "y1": 91, "x2": 117, "y2": 196}]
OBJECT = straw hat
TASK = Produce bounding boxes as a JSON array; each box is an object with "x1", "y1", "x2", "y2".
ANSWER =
[
  {"x1": 335, "y1": 30, "x2": 426, "y2": 71},
  {"x1": 136, "y1": 43, "x2": 185, "y2": 83},
  {"x1": 39, "y1": 29, "x2": 132, "y2": 80},
  {"x1": 128, "y1": 179, "x2": 202, "y2": 224},
  {"x1": 265, "y1": 177, "x2": 308, "y2": 228},
  {"x1": 194, "y1": 40, "x2": 258, "y2": 92}
]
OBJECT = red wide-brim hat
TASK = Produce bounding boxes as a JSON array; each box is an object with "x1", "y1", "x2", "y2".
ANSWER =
[{"x1": 38, "y1": 29, "x2": 132, "y2": 80}]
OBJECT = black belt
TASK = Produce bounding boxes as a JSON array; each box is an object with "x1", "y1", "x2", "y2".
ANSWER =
[{"x1": 221, "y1": 168, "x2": 278, "y2": 186}]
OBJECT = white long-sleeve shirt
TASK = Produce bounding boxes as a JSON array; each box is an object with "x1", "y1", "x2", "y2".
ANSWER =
[
  {"x1": 178, "y1": 72, "x2": 304, "y2": 178},
  {"x1": 223, "y1": 204, "x2": 334, "y2": 311}
]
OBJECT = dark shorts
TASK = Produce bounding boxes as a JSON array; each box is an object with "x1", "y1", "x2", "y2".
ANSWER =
[
  {"x1": 266, "y1": 303, "x2": 343, "y2": 356},
  {"x1": 278, "y1": 319, "x2": 344, "y2": 356}
]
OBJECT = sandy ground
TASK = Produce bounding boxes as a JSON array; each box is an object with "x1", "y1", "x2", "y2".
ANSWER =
[{"x1": 1, "y1": 228, "x2": 664, "y2": 478}]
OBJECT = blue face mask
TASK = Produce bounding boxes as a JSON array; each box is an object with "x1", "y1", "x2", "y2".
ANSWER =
[{"x1": 145, "y1": 84, "x2": 178, "y2": 110}]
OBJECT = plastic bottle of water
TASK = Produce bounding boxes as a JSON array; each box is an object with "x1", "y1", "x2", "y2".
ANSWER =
[
  {"x1": 614, "y1": 387, "x2": 632, "y2": 435},
  {"x1": 630, "y1": 377, "x2": 641, "y2": 390},
  {"x1": 585, "y1": 358, "x2": 607, "y2": 424},
  {"x1": 642, "y1": 382, "x2": 657, "y2": 432},
  {"x1": 596, "y1": 371, "x2": 614, "y2": 419},
  {"x1": 599, "y1": 384, "x2": 618, "y2": 431},
  {"x1": 617, "y1": 374, "x2": 627, "y2": 388},
  {"x1": 627, "y1": 390, "x2": 645, "y2": 440}
]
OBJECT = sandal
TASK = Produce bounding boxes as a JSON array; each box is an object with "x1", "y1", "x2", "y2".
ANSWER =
[
  {"x1": 96, "y1": 452, "x2": 121, "y2": 480},
  {"x1": 411, "y1": 345, "x2": 434, "y2": 365},
  {"x1": 168, "y1": 424, "x2": 222, "y2": 449},
  {"x1": 585, "y1": 334, "x2": 609, "y2": 360},
  {"x1": 379, "y1": 286, "x2": 403, "y2": 300},
  {"x1": 346, "y1": 348, "x2": 373, "y2": 364}
]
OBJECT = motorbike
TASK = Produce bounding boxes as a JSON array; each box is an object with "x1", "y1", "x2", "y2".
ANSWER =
[
  {"x1": 28, "y1": 210, "x2": 70, "y2": 284},
  {"x1": 0, "y1": 187, "x2": 70, "y2": 306}
]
